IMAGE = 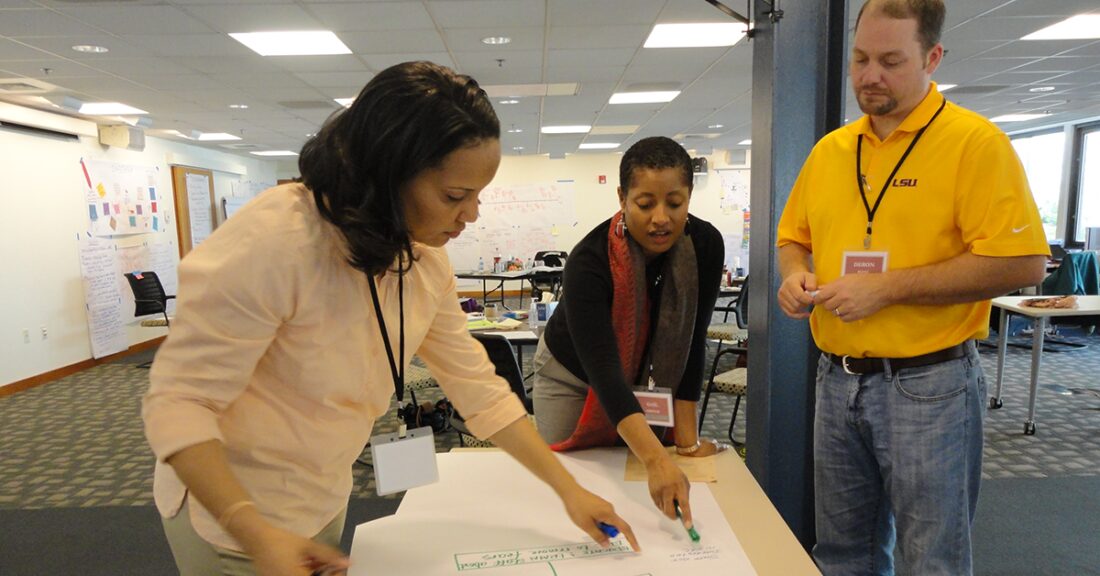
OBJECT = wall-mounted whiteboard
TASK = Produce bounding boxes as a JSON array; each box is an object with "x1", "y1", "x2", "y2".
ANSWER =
[{"x1": 446, "y1": 181, "x2": 576, "y2": 272}]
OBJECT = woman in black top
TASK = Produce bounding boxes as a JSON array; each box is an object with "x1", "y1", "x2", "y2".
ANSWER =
[{"x1": 532, "y1": 136, "x2": 726, "y2": 529}]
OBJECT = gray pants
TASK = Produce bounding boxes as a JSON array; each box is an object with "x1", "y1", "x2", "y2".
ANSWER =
[
  {"x1": 531, "y1": 339, "x2": 590, "y2": 444},
  {"x1": 161, "y1": 496, "x2": 346, "y2": 576}
]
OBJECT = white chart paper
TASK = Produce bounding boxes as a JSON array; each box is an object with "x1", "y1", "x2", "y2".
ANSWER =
[{"x1": 350, "y1": 449, "x2": 756, "y2": 575}]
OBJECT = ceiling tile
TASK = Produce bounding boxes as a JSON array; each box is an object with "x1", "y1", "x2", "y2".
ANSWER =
[
  {"x1": 428, "y1": 0, "x2": 544, "y2": 28},
  {"x1": 548, "y1": 0, "x2": 663, "y2": 27},
  {"x1": 340, "y1": 30, "x2": 447, "y2": 54},
  {"x1": 183, "y1": 4, "x2": 324, "y2": 33},
  {"x1": 360, "y1": 52, "x2": 455, "y2": 71},
  {"x1": 0, "y1": 8, "x2": 106, "y2": 37},
  {"x1": 307, "y1": 2, "x2": 437, "y2": 31}
]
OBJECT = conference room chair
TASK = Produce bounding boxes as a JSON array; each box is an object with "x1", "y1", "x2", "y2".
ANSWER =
[
  {"x1": 530, "y1": 250, "x2": 568, "y2": 302},
  {"x1": 450, "y1": 333, "x2": 533, "y2": 447},
  {"x1": 122, "y1": 271, "x2": 174, "y2": 368},
  {"x1": 700, "y1": 275, "x2": 750, "y2": 445},
  {"x1": 1037, "y1": 250, "x2": 1100, "y2": 349},
  {"x1": 706, "y1": 275, "x2": 749, "y2": 354}
]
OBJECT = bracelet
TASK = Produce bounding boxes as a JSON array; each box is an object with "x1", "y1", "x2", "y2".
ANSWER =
[
  {"x1": 217, "y1": 500, "x2": 255, "y2": 530},
  {"x1": 675, "y1": 440, "x2": 702, "y2": 456}
]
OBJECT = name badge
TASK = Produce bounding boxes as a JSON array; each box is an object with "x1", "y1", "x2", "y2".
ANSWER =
[
  {"x1": 842, "y1": 251, "x2": 888, "y2": 275},
  {"x1": 369, "y1": 426, "x2": 438, "y2": 496},
  {"x1": 633, "y1": 382, "x2": 675, "y2": 427}
]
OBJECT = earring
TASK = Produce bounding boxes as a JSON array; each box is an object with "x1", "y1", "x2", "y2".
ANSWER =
[{"x1": 615, "y1": 216, "x2": 627, "y2": 237}]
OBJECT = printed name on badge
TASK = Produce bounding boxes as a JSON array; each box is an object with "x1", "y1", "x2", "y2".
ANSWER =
[{"x1": 842, "y1": 251, "x2": 889, "y2": 276}]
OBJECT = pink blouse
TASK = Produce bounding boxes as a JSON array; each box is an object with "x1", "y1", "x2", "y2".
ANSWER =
[{"x1": 143, "y1": 183, "x2": 525, "y2": 551}]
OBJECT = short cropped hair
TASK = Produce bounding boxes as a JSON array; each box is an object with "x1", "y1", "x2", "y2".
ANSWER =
[
  {"x1": 298, "y1": 61, "x2": 499, "y2": 276},
  {"x1": 618, "y1": 136, "x2": 694, "y2": 195},
  {"x1": 856, "y1": 0, "x2": 945, "y2": 53}
]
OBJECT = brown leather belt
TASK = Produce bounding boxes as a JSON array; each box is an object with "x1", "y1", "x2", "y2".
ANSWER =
[{"x1": 827, "y1": 342, "x2": 969, "y2": 375}]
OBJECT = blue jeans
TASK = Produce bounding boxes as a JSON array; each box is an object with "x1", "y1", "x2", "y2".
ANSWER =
[{"x1": 813, "y1": 341, "x2": 985, "y2": 576}]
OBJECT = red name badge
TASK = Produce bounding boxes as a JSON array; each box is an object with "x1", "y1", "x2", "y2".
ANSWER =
[
  {"x1": 634, "y1": 388, "x2": 675, "y2": 427},
  {"x1": 842, "y1": 251, "x2": 888, "y2": 275}
]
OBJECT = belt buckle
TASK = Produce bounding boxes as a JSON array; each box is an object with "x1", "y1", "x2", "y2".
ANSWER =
[{"x1": 841, "y1": 355, "x2": 859, "y2": 375}]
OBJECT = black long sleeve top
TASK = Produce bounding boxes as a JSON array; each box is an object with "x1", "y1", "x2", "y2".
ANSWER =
[{"x1": 542, "y1": 215, "x2": 724, "y2": 425}]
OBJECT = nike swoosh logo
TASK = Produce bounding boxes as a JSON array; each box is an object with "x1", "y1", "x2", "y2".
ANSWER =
[{"x1": 1012, "y1": 225, "x2": 1030, "y2": 234}]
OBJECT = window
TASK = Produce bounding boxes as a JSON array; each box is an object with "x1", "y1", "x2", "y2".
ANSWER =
[
  {"x1": 1011, "y1": 130, "x2": 1065, "y2": 241},
  {"x1": 1072, "y1": 125, "x2": 1100, "y2": 245}
]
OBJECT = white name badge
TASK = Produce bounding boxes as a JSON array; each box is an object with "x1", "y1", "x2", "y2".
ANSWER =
[
  {"x1": 633, "y1": 385, "x2": 675, "y2": 427},
  {"x1": 369, "y1": 426, "x2": 438, "y2": 496},
  {"x1": 842, "y1": 251, "x2": 889, "y2": 275}
]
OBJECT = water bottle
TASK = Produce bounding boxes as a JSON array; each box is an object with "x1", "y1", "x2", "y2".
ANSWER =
[{"x1": 477, "y1": 257, "x2": 485, "y2": 272}]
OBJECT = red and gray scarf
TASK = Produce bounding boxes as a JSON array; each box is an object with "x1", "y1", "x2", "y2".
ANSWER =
[{"x1": 551, "y1": 211, "x2": 698, "y2": 451}]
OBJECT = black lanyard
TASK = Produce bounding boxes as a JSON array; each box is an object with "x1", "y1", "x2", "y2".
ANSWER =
[
  {"x1": 855, "y1": 96, "x2": 947, "y2": 248},
  {"x1": 368, "y1": 272, "x2": 404, "y2": 402}
]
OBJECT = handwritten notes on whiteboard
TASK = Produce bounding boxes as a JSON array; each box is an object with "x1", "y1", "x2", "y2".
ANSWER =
[
  {"x1": 445, "y1": 181, "x2": 575, "y2": 272},
  {"x1": 77, "y1": 235, "x2": 127, "y2": 358},
  {"x1": 185, "y1": 173, "x2": 213, "y2": 246}
]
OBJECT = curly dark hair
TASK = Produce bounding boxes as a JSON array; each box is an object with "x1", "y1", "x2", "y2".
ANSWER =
[
  {"x1": 618, "y1": 136, "x2": 693, "y2": 195},
  {"x1": 298, "y1": 61, "x2": 500, "y2": 276}
]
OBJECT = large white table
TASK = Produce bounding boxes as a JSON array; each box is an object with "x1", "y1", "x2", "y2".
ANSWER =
[{"x1": 990, "y1": 295, "x2": 1100, "y2": 435}]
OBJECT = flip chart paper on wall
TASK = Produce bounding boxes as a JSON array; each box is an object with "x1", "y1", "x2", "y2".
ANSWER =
[{"x1": 350, "y1": 449, "x2": 756, "y2": 575}]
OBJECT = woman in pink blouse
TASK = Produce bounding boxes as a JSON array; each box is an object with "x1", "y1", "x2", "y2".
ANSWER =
[{"x1": 143, "y1": 61, "x2": 637, "y2": 576}]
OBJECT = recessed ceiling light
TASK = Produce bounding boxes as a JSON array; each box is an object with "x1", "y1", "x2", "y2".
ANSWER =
[
  {"x1": 738, "y1": 139, "x2": 752, "y2": 145},
  {"x1": 938, "y1": 84, "x2": 957, "y2": 92},
  {"x1": 251, "y1": 150, "x2": 299, "y2": 157},
  {"x1": 499, "y1": 99, "x2": 519, "y2": 104},
  {"x1": 229, "y1": 31, "x2": 351, "y2": 56},
  {"x1": 334, "y1": 97, "x2": 355, "y2": 107},
  {"x1": 541, "y1": 125, "x2": 591, "y2": 134},
  {"x1": 507, "y1": 127, "x2": 523, "y2": 133},
  {"x1": 512, "y1": 146, "x2": 524, "y2": 150},
  {"x1": 197, "y1": 132, "x2": 241, "y2": 141},
  {"x1": 72, "y1": 44, "x2": 108, "y2": 54},
  {"x1": 579, "y1": 142, "x2": 620, "y2": 150},
  {"x1": 228, "y1": 104, "x2": 249, "y2": 109},
  {"x1": 1023, "y1": 14, "x2": 1100, "y2": 40},
  {"x1": 708, "y1": 124, "x2": 724, "y2": 129},
  {"x1": 482, "y1": 36, "x2": 511, "y2": 45},
  {"x1": 644, "y1": 23, "x2": 747, "y2": 48},
  {"x1": 990, "y1": 113, "x2": 1052, "y2": 122},
  {"x1": 79, "y1": 102, "x2": 148, "y2": 115},
  {"x1": 609, "y1": 91, "x2": 680, "y2": 104},
  {"x1": 1029, "y1": 86, "x2": 1056, "y2": 93}
]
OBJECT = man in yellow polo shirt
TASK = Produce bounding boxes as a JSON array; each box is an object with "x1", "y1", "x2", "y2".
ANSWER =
[{"x1": 776, "y1": 0, "x2": 1049, "y2": 574}]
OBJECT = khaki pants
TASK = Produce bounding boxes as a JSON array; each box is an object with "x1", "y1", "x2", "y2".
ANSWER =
[
  {"x1": 161, "y1": 497, "x2": 346, "y2": 576},
  {"x1": 531, "y1": 339, "x2": 590, "y2": 444}
]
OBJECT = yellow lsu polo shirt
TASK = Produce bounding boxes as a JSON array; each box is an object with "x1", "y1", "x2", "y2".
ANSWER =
[{"x1": 777, "y1": 84, "x2": 1049, "y2": 358}]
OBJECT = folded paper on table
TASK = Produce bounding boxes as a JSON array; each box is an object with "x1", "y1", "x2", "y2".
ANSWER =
[{"x1": 625, "y1": 447, "x2": 718, "y2": 483}]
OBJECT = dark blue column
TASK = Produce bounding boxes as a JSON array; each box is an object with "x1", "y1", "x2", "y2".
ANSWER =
[{"x1": 745, "y1": 0, "x2": 848, "y2": 549}]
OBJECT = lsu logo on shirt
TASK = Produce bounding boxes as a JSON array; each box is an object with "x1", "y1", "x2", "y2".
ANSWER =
[{"x1": 893, "y1": 178, "x2": 918, "y2": 187}]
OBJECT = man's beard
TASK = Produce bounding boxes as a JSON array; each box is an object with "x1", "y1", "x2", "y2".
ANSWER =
[{"x1": 857, "y1": 90, "x2": 898, "y2": 116}]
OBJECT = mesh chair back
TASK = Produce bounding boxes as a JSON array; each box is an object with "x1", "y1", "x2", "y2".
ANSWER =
[
  {"x1": 735, "y1": 275, "x2": 749, "y2": 329},
  {"x1": 534, "y1": 250, "x2": 567, "y2": 267},
  {"x1": 471, "y1": 333, "x2": 532, "y2": 413},
  {"x1": 124, "y1": 271, "x2": 169, "y2": 318}
]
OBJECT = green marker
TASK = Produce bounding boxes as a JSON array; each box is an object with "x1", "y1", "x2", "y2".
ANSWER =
[{"x1": 674, "y1": 500, "x2": 700, "y2": 542}]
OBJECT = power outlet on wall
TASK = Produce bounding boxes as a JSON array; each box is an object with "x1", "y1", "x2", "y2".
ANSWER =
[{"x1": 41, "y1": 325, "x2": 48, "y2": 340}]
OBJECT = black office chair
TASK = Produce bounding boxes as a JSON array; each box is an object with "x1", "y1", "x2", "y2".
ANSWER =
[
  {"x1": 450, "y1": 333, "x2": 533, "y2": 447},
  {"x1": 530, "y1": 250, "x2": 567, "y2": 301},
  {"x1": 123, "y1": 271, "x2": 175, "y2": 368}
]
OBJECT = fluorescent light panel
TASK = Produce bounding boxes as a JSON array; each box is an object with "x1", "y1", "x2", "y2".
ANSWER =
[
  {"x1": 484, "y1": 83, "x2": 579, "y2": 97},
  {"x1": 579, "y1": 142, "x2": 619, "y2": 150},
  {"x1": 79, "y1": 102, "x2": 147, "y2": 115},
  {"x1": 230, "y1": 31, "x2": 351, "y2": 56},
  {"x1": 541, "y1": 125, "x2": 590, "y2": 134},
  {"x1": 738, "y1": 139, "x2": 752, "y2": 145},
  {"x1": 197, "y1": 132, "x2": 241, "y2": 141},
  {"x1": 609, "y1": 91, "x2": 680, "y2": 104},
  {"x1": 644, "y1": 23, "x2": 747, "y2": 48},
  {"x1": 1023, "y1": 14, "x2": 1100, "y2": 40},
  {"x1": 590, "y1": 125, "x2": 639, "y2": 135},
  {"x1": 990, "y1": 113, "x2": 1051, "y2": 122},
  {"x1": 251, "y1": 150, "x2": 299, "y2": 157}
]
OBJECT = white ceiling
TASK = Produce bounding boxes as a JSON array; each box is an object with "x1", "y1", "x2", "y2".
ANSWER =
[{"x1": 0, "y1": 0, "x2": 1098, "y2": 160}]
